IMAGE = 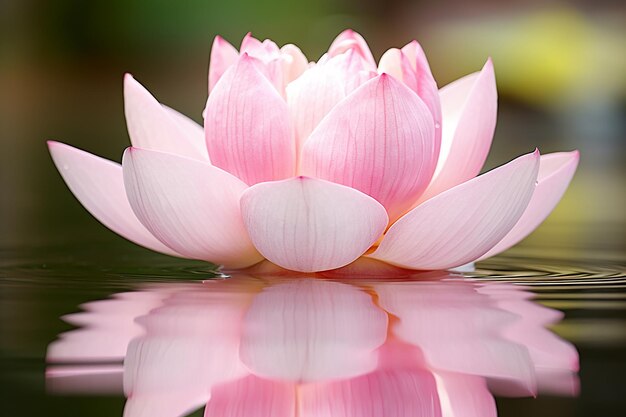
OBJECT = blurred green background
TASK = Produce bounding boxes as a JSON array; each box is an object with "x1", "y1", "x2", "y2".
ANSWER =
[{"x1": 0, "y1": 0, "x2": 624, "y2": 253}]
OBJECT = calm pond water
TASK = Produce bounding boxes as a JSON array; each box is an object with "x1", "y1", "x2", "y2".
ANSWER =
[{"x1": 1, "y1": 224, "x2": 625, "y2": 417}]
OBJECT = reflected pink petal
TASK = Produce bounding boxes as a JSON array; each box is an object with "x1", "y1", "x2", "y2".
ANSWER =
[
  {"x1": 122, "y1": 148, "x2": 263, "y2": 268},
  {"x1": 123, "y1": 287, "x2": 255, "y2": 417},
  {"x1": 47, "y1": 142, "x2": 180, "y2": 257},
  {"x1": 241, "y1": 177, "x2": 388, "y2": 272},
  {"x1": 205, "y1": 376, "x2": 295, "y2": 417},
  {"x1": 124, "y1": 75, "x2": 210, "y2": 161},
  {"x1": 299, "y1": 369, "x2": 442, "y2": 417},
  {"x1": 301, "y1": 74, "x2": 437, "y2": 221},
  {"x1": 46, "y1": 364, "x2": 124, "y2": 395},
  {"x1": 240, "y1": 279, "x2": 388, "y2": 382},
  {"x1": 477, "y1": 283, "x2": 579, "y2": 396},
  {"x1": 434, "y1": 372, "x2": 496, "y2": 417},
  {"x1": 479, "y1": 151, "x2": 580, "y2": 259},
  {"x1": 205, "y1": 55, "x2": 295, "y2": 185},
  {"x1": 375, "y1": 281, "x2": 537, "y2": 395},
  {"x1": 47, "y1": 291, "x2": 169, "y2": 363},
  {"x1": 369, "y1": 150, "x2": 539, "y2": 270}
]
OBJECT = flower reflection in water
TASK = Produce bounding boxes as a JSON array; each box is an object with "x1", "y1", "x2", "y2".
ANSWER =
[{"x1": 46, "y1": 266, "x2": 579, "y2": 417}]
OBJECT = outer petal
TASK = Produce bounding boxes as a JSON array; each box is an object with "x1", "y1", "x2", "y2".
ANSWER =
[
  {"x1": 418, "y1": 59, "x2": 497, "y2": 203},
  {"x1": 124, "y1": 75, "x2": 210, "y2": 161},
  {"x1": 328, "y1": 29, "x2": 376, "y2": 70},
  {"x1": 122, "y1": 148, "x2": 263, "y2": 268},
  {"x1": 48, "y1": 141, "x2": 179, "y2": 257},
  {"x1": 240, "y1": 279, "x2": 388, "y2": 382},
  {"x1": 240, "y1": 177, "x2": 388, "y2": 272},
  {"x1": 369, "y1": 150, "x2": 540, "y2": 270},
  {"x1": 161, "y1": 105, "x2": 206, "y2": 152},
  {"x1": 208, "y1": 36, "x2": 239, "y2": 93},
  {"x1": 205, "y1": 55, "x2": 295, "y2": 185},
  {"x1": 378, "y1": 41, "x2": 442, "y2": 146},
  {"x1": 300, "y1": 74, "x2": 437, "y2": 221},
  {"x1": 479, "y1": 151, "x2": 579, "y2": 259}
]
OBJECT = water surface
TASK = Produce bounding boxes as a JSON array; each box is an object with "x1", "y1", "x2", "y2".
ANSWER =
[{"x1": 1, "y1": 232, "x2": 625, "y2": 416}]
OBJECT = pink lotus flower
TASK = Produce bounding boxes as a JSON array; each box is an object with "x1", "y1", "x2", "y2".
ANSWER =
[
  {"x1": 46, "y1": 269, "x2": 579, "y2": 416},
  {"x1": 48, "y1": 30, "x2": 579, "y2": 273}
]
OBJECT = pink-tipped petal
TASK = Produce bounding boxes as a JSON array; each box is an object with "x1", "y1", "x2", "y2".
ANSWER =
[
  {"x1": 434, "y1": 373, "x2": 497, "y2": 417},
  {"x1": 401, "y1": 40, "x2": 434, "y2": 78},
  {"x1": 301, "y1": 74, "x2": 437, "y2": 221},
  {"x1": 205, "y1": 55, "x2": 295, "y2": 185},
  {"x1": 208, "y1": 36, "x2": 240, "y2": 93},
  {"x1": 239, "y1": 34, "x2": 286, "y2": 92},
  {"x1": 205, "y1": 376, "x2": 295, "y2": 417},
  {"x1": 369, "y1": 150, "x2": 540, "y2": 270},
  {"x1": 299, "y1": 369, "x2": 442, "y2": 417},
  {"x1": 328, "y1": 29, "x2": 376, "y2": 69},
  {"x1": 378, "y1": 42, "x2": 442, "y2": 145},
  {"x1": 418, "y1": 59, "x2": 497, "y2": 203},
  {"x1": 122, "y1": 148, "x2": 263, "y2": 268},
  {"x1": 240, "y1": 279, "x2": 387, "y2": 382},
  {"x1": 240, "y1": 33, "x2": 280, "y2": 57},
  {"x1": 124, "y1": 75, "x2": 210, "y2": 161},
  {"x1": 280, "y1": 43, "x2": 309, "y2": 84},
  {"x1": 48, "y1": 142, "x2": 179, "y2": 257},
  {"x1": 240, "y1": 177, "x2": 388, "y2": 272},
  {"x1": 479, "y1": 151, "x2": 580, "y2": 259}
]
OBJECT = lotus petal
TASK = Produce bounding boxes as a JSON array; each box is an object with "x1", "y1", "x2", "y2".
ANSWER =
[
  {"x1": 124, "y1": 75, "x2": 210, "y2": 161},
  {"x1": 479, "y1": 151, "x2": 579, "y2": 259},
  {"x1": 369, "y1": 150, "x2": 539, "y2": 270},
  {"x1": 208, "y1": 36, "x2": 239, "y2": 93},
  {"x1": 48, "y1": 142, "x2": 179, "y2": 256},
  {"x1": 280, "y1": 43, "x2": 309, "y2": 84},
  {"x1": 240, "y1": 279, "x2": 387, "y2": 382},
  {"x1": 418, "y1": 59, "x2": 497, "y2": 203},
  {"x1": 287, "y1": 50, "x2": 369, "y2": 155},
  {"x1": 328, "y1": 29, "x2": 376, "y2": 69},
  {"x1": 301, "y1": 74, "x2": 437, "y2": 221},
  {"x1": 205, "y1": 55, "x2": 295, "y2": 185},
  {"x1": 240, "y1": 177, "x2": 388, "y2": 272},
  {"x1": 122, "y1": 148, "x2": 263, "y2": 268},
  {"x1": 378, "y1": 41, "x2": 442, "y2": 145}
]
